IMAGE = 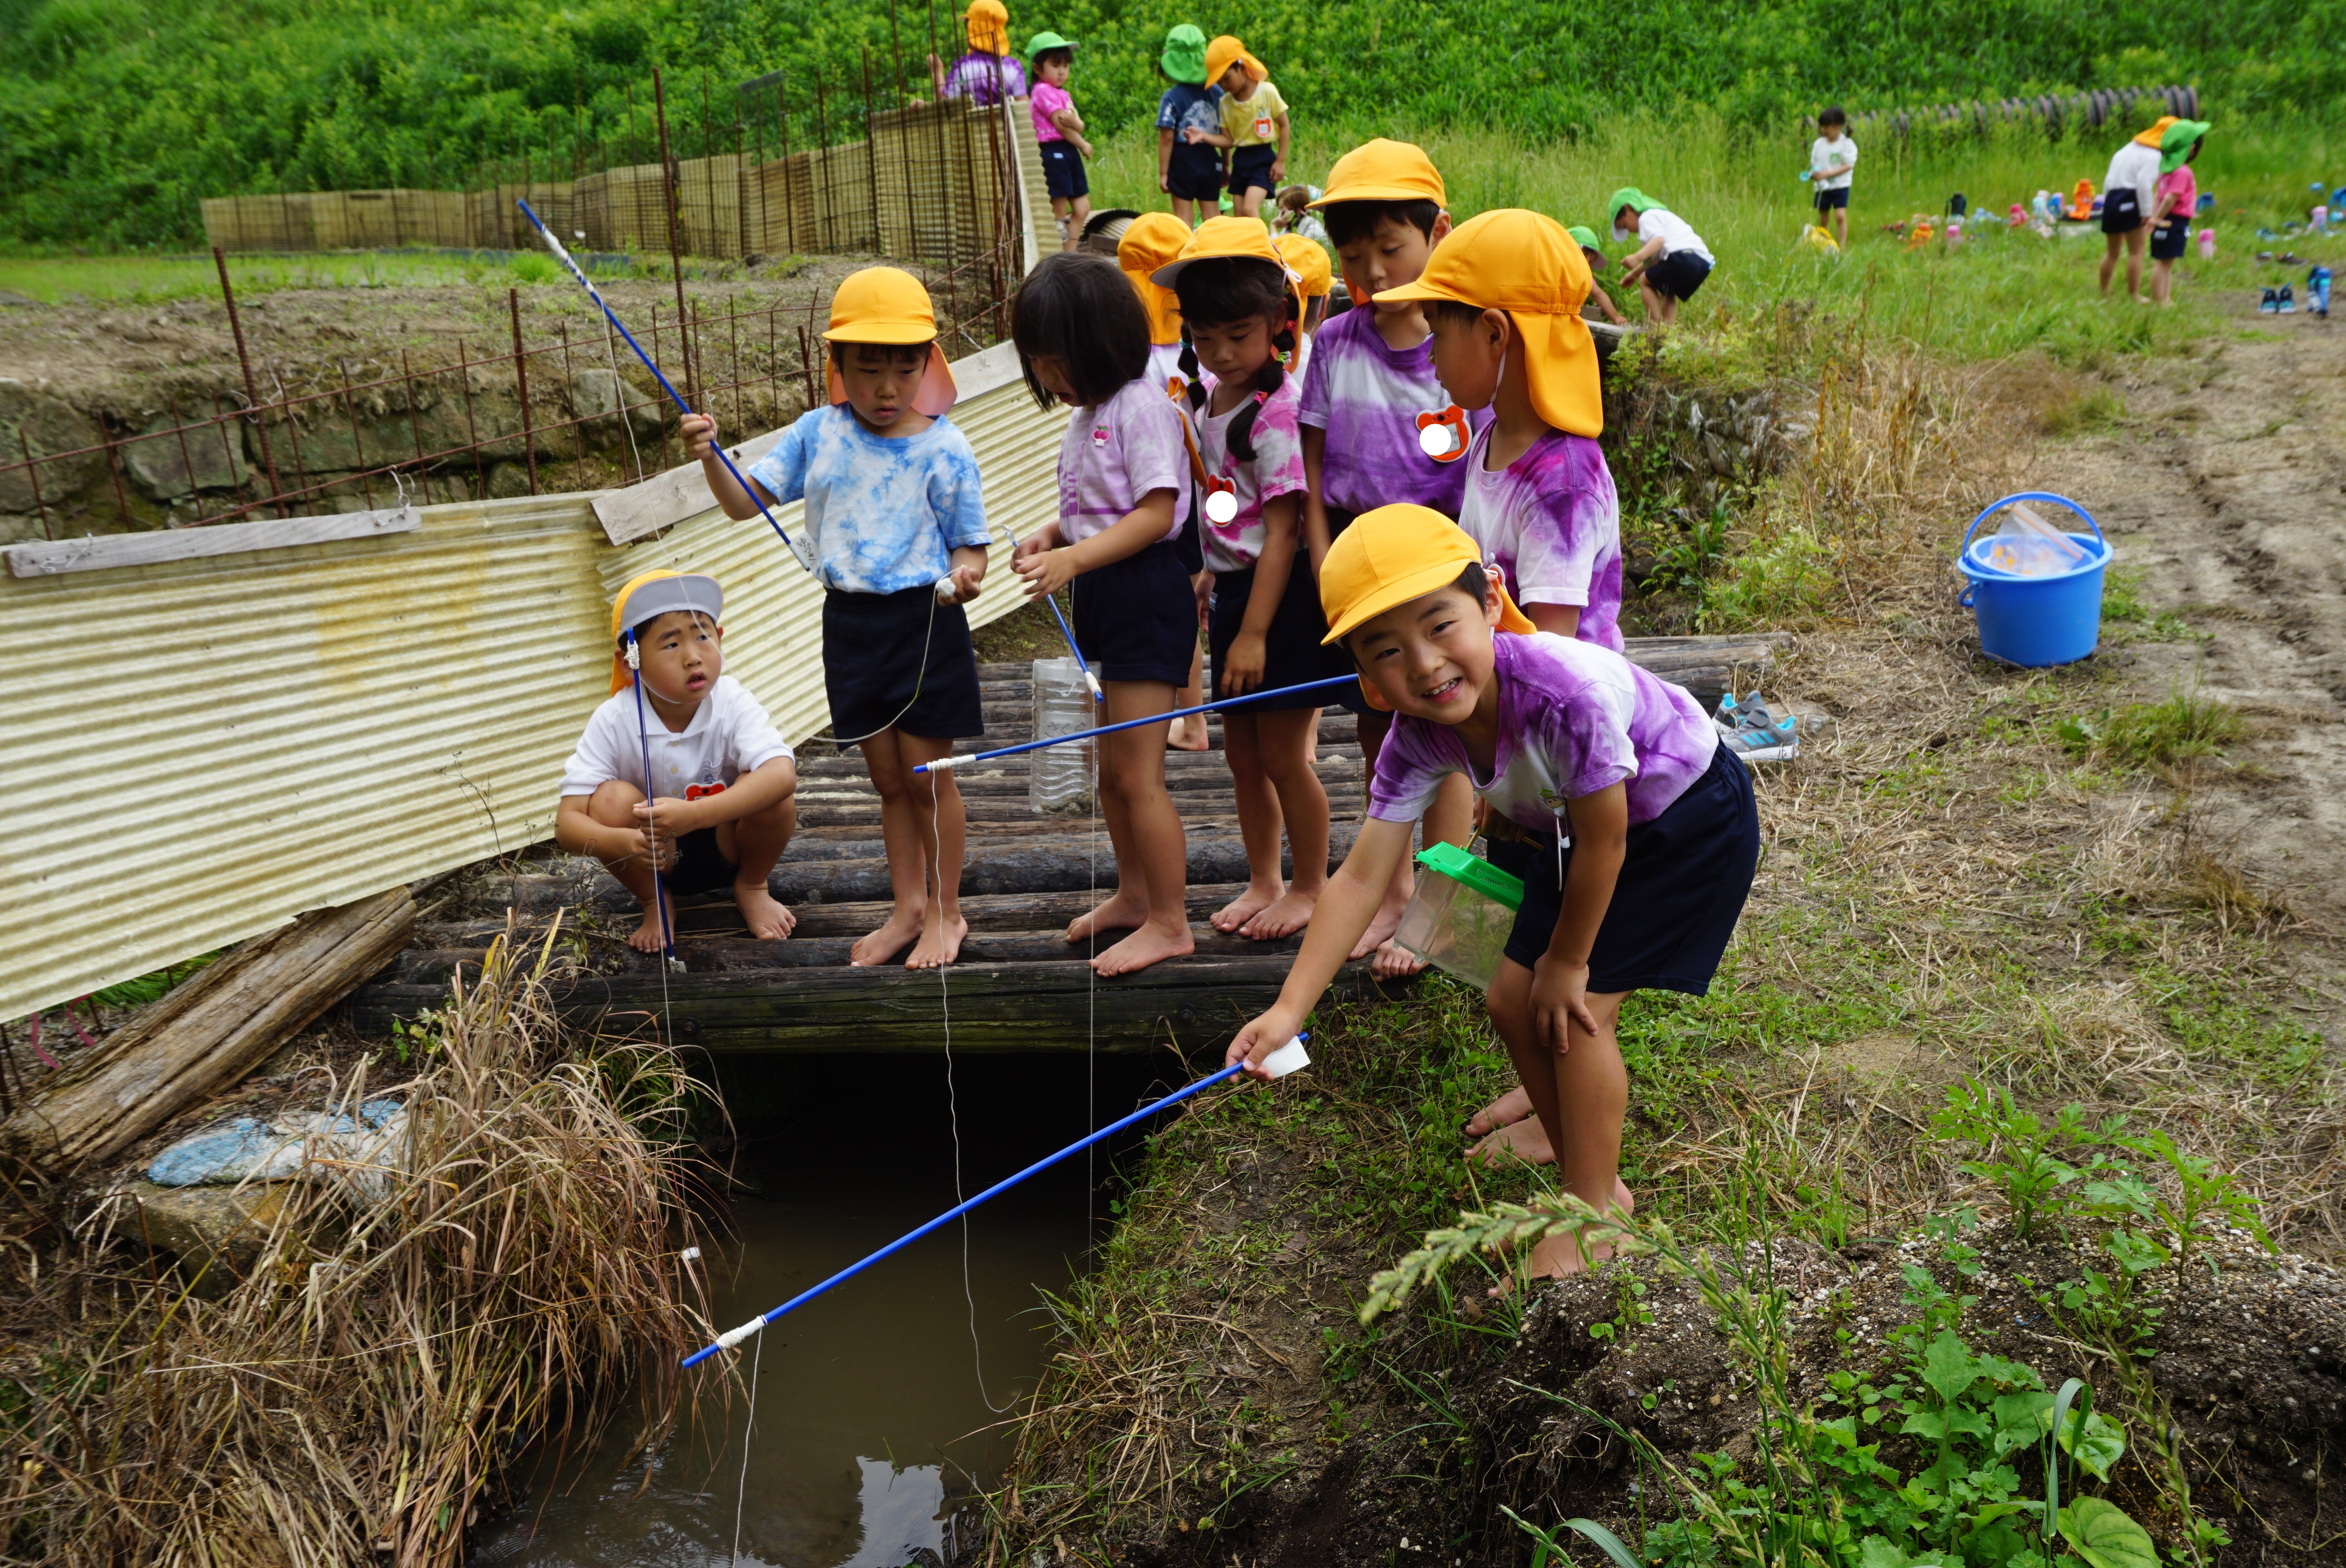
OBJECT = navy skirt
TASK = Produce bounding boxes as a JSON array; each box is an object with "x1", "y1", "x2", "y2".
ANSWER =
[
  {"x1": 1070, "y1": 540, "x2": 1196, "y2": 687},
  {"x1": 1484, "y1": 744, "x2": 1758, "y2": 994}
]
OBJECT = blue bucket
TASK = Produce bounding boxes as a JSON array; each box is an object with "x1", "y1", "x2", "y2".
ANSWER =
[{"x1": 1956, "y1": 491, "x2": 2111, "y2": 667}]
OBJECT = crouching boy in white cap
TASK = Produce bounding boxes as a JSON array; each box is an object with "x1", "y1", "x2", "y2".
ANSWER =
[{"x1": 556, "y1": 569, "x2": 801, "y2": 952}]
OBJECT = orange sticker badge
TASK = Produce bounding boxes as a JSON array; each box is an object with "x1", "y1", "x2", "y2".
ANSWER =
[{"x1": 1415, "y1": 405, "x2": 1470, "y2": 462}]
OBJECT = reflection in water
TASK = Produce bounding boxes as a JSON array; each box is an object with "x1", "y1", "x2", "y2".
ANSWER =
[{"x1": 478, "y1": 1054, "x2": 1156, "y2": 1568}]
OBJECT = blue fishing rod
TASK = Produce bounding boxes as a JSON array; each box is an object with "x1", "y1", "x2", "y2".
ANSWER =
[
  {"x1": 915, "y1": 674, "x2": 1359, "y2": 773},
  {"x1": 514, "y1": 198, "x2": 817, "y2": 575},
  {"x1": 681, "y1": 1036, "x2": 1310, "y2": 1368}
]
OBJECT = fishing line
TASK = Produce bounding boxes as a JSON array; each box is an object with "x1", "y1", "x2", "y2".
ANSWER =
[
  {"x1": 515, "y1": 198, "x2": 817, "y2": 575},
  {"x1": 623, "y1": 628, "x2": 683, "y2": 978},
  {"x1": 728, "y1": 1329, "x2": 762, "y2": 1566}
]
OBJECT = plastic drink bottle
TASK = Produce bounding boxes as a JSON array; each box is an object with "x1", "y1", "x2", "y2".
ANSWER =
[{"x1": 2198, "y1": 228, "x2": 2215, "y2": 260}]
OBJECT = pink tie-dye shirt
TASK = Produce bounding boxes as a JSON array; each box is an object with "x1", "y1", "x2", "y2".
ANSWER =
[
  {"x1": 1455, "y1": 423, "x2": 1623, "y2": 652},
  {"x1": 1195, "y1": 374, "x2": 1306, "y2": 574},
  {"x1": 1369, "y1": 632, "x2": 1717, "y2": 833},
  {"x1": 1055, "y1": 376, "x2": 1190, "y2": 545}
]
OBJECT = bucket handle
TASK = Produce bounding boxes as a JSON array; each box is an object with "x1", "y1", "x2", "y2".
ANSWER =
[{"x1": 1960, "y1": 491, "x2": 2105, "y2": 560}]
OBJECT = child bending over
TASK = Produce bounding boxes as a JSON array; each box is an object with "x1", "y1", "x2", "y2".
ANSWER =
[
  {"x1": 1158, "y1": 217, "x2": 1329, "y2": 940},
  {"x1": 686, "y1": 267, "x2": 990, "y2": 969},
  {"x1": 1010, "y1": 251, "x2": 1198, "y2": 976},
  {"x1": 1229, "y1": 508, "x2": 1759, "y2": 1285},
  {"x1": 1298, "y1": 139, "x2": 1483, "y2": 976},
  {"x1": 558, "y1": 570, "x2": 800, "y2": 951},
  {"x1": 1184, "y1": 35, "x2": 1288, "y2": 220},
  {"x1": 1608, "y1": 188, "x2": 1714, "y2": 326},
  {"x1": 1566, "y1": 226, "x2": 1630, "y2": 326}
]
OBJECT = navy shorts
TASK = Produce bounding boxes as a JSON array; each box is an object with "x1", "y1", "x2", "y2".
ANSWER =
[
  {"x1": 2151, "y1": 214, "x2": 2190, "y2": 260},
  {"x1": 822, "y1": 585, "x2": 985, "y2": 741},
  {"x1": 666, "y1": 828, "x2": 740, "y2": 896},
  {"x1": 1166, "y1": 162, "x2": 1225, "y2": 203},
  {"x1": 1646, "y1": 249, "x2": 1711, "y2": 302},
  {"x1": 1209, "y1": 559, "x2": 1329, "y2": 713},
  {"x1": 1484, "y1": 744, "x2": 1759, "y2": 994},
  {"x1": 2101, "y1": 187, "x2": 2144, "y2": 235},
  {"x1": 1040, "y1": 141, "x2": 1089, "y2": 200},
  {"x1": 1229, "y1": 145, "x2": 1278, "y2": 198},
  {"x1": 1070, "y1": 540, "x2": 1195, "y2": 687},
  {"x1": 1813, "y1": 185, "x2": 1850, "y2": 213},
  {"x1": 1316, "y1": 506, "x2": 1378, "y2": 716}
]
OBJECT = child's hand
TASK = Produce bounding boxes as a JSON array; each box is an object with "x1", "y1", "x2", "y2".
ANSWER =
[
  {"x1": 1076, "y1": 137, "x2": 1095, "y2": 158},
  {"x1": 1528, "y1": 954, "x2": 1599, "y2": 1054},
  {"x1": 637, "y1": 797, "x2": 702, "y2": 843},
  {"x1": 943, "y1": 561, "x2": 983, "y2": 604},
  {"x1": 1183, "y1": 127, "x2": 1206, "y2": 145},
  {"x1": 616, "y1": 824, "x2": 679, "y2": 870},
  {"x1": 1271, "y1": 156, "x2": 1286, "y2": 182},
  {"x1": 1222, "y1": 630, "x2": 1267, "y2": 695},
  {"x1": 680, "y1": 412, "x2": 719, "y2": 461},
  {"x1": 1013, "y1": 525, "x2": 1056, "y2": 563},
  {"x1": 1225, "y1": 1009, "x2": 1302, "y2": 1082},
  {"x1": 1014, "y1": 545, "x2": 1081, "y2": 599}
]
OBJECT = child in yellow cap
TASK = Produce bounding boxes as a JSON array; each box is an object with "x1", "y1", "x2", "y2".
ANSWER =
[
  {"x1": 556, "y1": 571, "x2": 802, "y2": 952},
  {"x1": 1272, "y1": 232, "x2": 1331, "y2": 382},
  {"x1": 929, "y1": 0, "x2": 1025, "y2": 106},
  {"x1": 686, "y1": 266, "x2": 989, "y2": 971},
  {"x1": 1118, "y1": 209, "x2": 1214, "y2": 751},
  {"x1": 1009, "y1": 251, "x2": 1200, "y2": 975},
  {"x1": 1182, "y1": 35, "x2": 1288, "y2": 219},
  {"x1": 1227, "y1": 506, "x2": 1759, "y2": 1285},
  {"x1": 1298, "y1": 138, "x2": 1484, "y2": 978},
  {"x1": 1153, "y1": 215, "x2": 1328, "y2": 943}
]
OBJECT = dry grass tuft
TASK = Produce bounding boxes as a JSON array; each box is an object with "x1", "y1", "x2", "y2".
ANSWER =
[{"x1": 0, "y1": 917, "x2": 713, "y2": 1566}]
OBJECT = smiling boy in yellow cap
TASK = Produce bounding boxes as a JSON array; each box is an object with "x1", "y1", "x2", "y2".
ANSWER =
[
  {"x1": 1225, "y1": 505, "x2": 1757, "y2": 1286},
  {"x1": 556, "y1": 570, "x2": 801, "y2": 953},
  {"x1": 1296, "y1": 139, "x2": 1482, "y2": 978},
  {"x1": 1182, "y1": 35, "x2": 1288, "y2": 219},
  {"x1": 687, "y1": 266, "x2": 990, "y2": 971}
]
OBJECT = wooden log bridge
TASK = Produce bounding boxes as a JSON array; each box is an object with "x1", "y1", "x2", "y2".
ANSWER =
[{"x1": 348, "y1": 637, "x2": 1781, "y2": 1055}]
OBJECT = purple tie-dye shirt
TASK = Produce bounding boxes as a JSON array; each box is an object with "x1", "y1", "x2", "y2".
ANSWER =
[
  {"x1": 941, "y1": 52, "x2": 1025, "y2": 106},
  {"x1": 1456, "y1": 423, "x2": 1624, "y2": 652},
  {"x1": 1369, "y1": 632, "x2": 1718, "y2": 832},
  {"x1": 1197, "y1": 374, "x2": 1306, "y2": 573},
  {"x1": 1297, "y1": 303, "x2": 1491, "y2": 517}
]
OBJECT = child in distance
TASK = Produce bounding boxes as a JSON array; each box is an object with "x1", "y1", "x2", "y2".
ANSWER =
[
  {"x1": 1028, "y1": 32, "x2": 1094, "y2": 250},
  {"x1": 557, "y1": 571, "x2": 801, "y2": 952},
  {"x1": 685, "y1": 266, "x2": 989, "y2": 970},
  {"x1": 1182, "y1": 36, "x2": 1289, "y2": 220},
  {"x1": 1609, "y1": 189, "x2": 1714, "y2": 325}
]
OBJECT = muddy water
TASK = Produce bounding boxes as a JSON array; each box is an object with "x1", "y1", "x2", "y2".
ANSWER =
[{"x1": 477, "y1": 1054, "x2": 1161, "y2": 1567}]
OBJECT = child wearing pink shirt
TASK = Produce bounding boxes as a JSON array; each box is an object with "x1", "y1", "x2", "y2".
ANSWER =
[{"x1": 1025, "y1": 32, "x2": 1093, "y2": 251}]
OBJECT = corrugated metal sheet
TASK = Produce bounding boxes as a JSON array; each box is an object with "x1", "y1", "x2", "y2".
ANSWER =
[{"x1": 0, "y1": 373, "x2": 1075, "y2": 1023}]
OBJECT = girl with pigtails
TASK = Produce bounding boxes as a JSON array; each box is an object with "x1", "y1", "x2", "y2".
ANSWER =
[{"x1": 1152, "y1": 218, "x2": 1332, "y2": 942}]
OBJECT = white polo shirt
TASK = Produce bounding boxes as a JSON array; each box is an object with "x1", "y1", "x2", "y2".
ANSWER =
[{"x1": 560, "y1": 675, "x2": 793, "y2": 803}]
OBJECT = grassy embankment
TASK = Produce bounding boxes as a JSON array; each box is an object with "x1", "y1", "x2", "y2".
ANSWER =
[{"x1": 980, "y1": 119, "x2": 2342, "y2": 1565}]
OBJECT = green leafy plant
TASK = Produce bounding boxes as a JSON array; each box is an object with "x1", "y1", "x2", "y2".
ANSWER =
[
  {"x1": 2058, "y1": 689, "x2": 2242, "y2": 768},
  {"x1": 1930, "y1": 1082, "x2": 2115, "y2": 1239}
]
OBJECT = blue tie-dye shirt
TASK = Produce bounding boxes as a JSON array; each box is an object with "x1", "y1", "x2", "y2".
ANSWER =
[{"x1": 745, "y1": 404, "x2": 989, "y2": 595}]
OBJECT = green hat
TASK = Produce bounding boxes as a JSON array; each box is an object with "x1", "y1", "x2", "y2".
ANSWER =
[
  {"x1": 1566, "y1": 224, "x2": 1603, "y2": 252},
  {"x1": 1161, "y1": 23, "x2": 1208, "y2": 84},
  {"x1": 1025, "y1": 30, "x2": 1074, "y2": 60},
  {"x1": 1607, "y1": 187, "x2": 1660, "y2": 242},
  {"x1": 2159, "y1": 119, "x2": 2210, "y2": 173}
]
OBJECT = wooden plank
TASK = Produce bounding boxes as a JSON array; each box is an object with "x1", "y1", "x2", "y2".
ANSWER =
[
  {"x1": 1, "y1": 888, "x2": 415, "y2": 1169},
  {"x1": 352, "y1": 954, "x2": 1411, "y2": 1053},
  {"x1": 6, "y1": 505, "x2": 420, "y2": 579}
]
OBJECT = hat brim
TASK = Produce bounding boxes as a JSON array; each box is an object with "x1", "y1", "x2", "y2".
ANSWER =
[
  {"x1": 1319, "y1": 555, "x2": 1477, "y2": 645},
  {"x1": 1370, "y1": 273, "x2": 1462, "y2": 306},
  {"x1": 1516, "y1": 311, "x2": 1602, "y2": 438},
  {"x1": 821, "y1": 321, "x2": 937, "y2": 345},
  {"x1": 1307, "y1": 183, "x2": 1444, "y2": 209},
  {"x1": 1148, "y1": 251, "x2": 1287, "y2": 290},
  {"x1": 826, "y1": 342, "x2": 959, "y2": 417},
  {"x1": 620, "y1": 574, "x2": 724, "y2": 636}
]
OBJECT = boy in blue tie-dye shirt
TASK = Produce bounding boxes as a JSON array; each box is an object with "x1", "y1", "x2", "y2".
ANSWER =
[{"x1": 685, "y1": 266, "x2": 991, "y2": 971}]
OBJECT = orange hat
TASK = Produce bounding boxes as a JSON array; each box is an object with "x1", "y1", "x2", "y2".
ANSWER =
[
  {"x1": 2132, "y1": 114, "x2": 2180, "y2": 148},
  {"x1": 822, "y1": 266, "x2": 957, "y2": 416},
  {"x1": 609, "y1": 569, "x2": 723, "y2": 694},
  {"x1": 1152, "y1": 216, "x2": 1304, "y2": 353},
  {"x1": 1273, "y1": 233, "x2": 1332, "y2": 298},
  {"x1": 1117, "y1": 212, "x2": 1190, "y2": 345},
  {"x1": 1319, "y1": 506, "x2": 1534, "y2": 716},
  {"x1": 1309, "y1": 139, "x2": 1447, "y2": 208},
  {"x1": 965, "y1": 0, "x2": 1009, "y2": 55},
  {"x1": 1376, "y1": 209, "x2": 1603, "y2": 439},
  {"x1": 1204, "y1": 35, "x2": 1265, "y2": 87}
]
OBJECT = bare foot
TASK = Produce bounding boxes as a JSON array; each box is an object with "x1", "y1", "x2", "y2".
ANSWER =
[
  {"x1": 1465, "y1": 1086, "x2": 1535, "y2": 1140},
  {"x1": 1348, "y1": 898, "x2": 1406, "y2": 960},
  {"x1": 1169, "y1": 713, "x2": 1210, "y2": 751},
  {"x1": 906, "y1": 912, "x2": 967, "y2": 969},
  {"x1": 1212, "y1": 883, "x2": 1281, "y2": 933},
  {"x1": 1369, "y1": 940, "x2": 1427, "y2": 981},
  {"x1": 1467, "y1": 1115, "x2": 1553, "y2": 1168},
  {"x1": 1239, "y1": 887, "x2": 1317, "y2": 940},
  {"x1": 629, "y1": 895, "x2": 676, "y2": 953},
  {"x1": 1066, "y1": 890, "x2": 1148, "y2": 945},
  {"x1": 851, "y1": 905, "x2": 924, "y2": 966},
  {"x1": 1491, "y1": 1229, "x2": 1615, "y2": 1292},
  {"x1": 734, "y1": 884, "x2": 796, "y2": 941},
  {"x1": 1091, "y1": 922, "x2": 1194, "y2": 976}
]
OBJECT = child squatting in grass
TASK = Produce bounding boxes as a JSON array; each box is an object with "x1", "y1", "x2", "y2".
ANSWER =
[
  {"x1": 685, "y1": 266, "x2": 992, "y2": 971},
  {"x1": 1228, "y1": 507, "x2": 1761, "y2": 1284},
  {"x1": 556, "y1": 570, "x2": 801, "y2": 953}
]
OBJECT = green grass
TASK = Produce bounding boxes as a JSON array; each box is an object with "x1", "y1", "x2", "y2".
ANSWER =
[
  {"x1": 1090, "y1": 111, "x2": 2346, "y2": 365},
  {"x1": 2058, "y1": 688, "x2": 2245, "y2": 767},
  {"x1": 0, "y1": 247, "x2": 586, "y2": 305}
]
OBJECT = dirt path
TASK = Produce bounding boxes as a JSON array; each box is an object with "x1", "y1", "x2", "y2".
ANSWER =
[{"x1": 2061, "y1": 305, "x2": 2346, "y2": 958}]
